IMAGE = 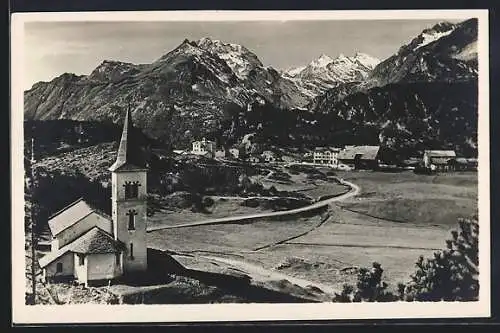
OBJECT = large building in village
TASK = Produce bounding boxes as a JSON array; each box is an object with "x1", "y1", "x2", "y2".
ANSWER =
[
  {"x1": 39, "y1": 109, "x2": 149, "y2": 286},
  {"x1": 313, "y1": 147, "x2": 341, "y2": 166},
  {"x1": 191, "y1": 138, "x2": 217, "y2": 158}
]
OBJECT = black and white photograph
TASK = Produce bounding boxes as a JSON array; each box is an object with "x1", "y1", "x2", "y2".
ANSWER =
[{"x1": 11, "y1": 10, "x2": 490, "y2": 323}]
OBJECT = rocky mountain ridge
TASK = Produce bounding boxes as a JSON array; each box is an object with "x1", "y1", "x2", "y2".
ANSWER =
[{"x1": 24, "y1": 18, "x2": 478, "y2": 156}]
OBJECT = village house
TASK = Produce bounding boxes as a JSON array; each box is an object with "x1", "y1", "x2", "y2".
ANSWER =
[
  {"x1": 454, "y1": 157, "x2": 478, "y2": 171},
  {"x1": 301, "y1": 152, "x2": 314, "y2": 163},
  {"x1": 229, "y1": 148, "x2": 240, "y2": 159},
  {"x1": 39, "y1": 109, "x2": 149, "y2": 286},
  {"x1": 191, "y1": 138, "x2": 216, "y2": 158},
  {"x1": 423, "y1": 150, "x2": 457, "y2": 172},
  {"x1": 261, "y1": 150, "x2": 277, "y2": 163},
  {"x1": 247, "y1": 155, "x2": 261, "y2": 163},
  {"x1": 313, "y1": 147, "x2": 341, "y2": 166},
  {"x1": 338, "y1": 145, "x2": 381, "y2": 170},
  {"x1": 214, "y1": 147, "x2": 240, "y2": 160},
  {"x1": 173, "y1": 149, "x2": 188, "y2": 156},
  {"x1": 215, "y1": 149, "x2": 226, "y2": 159}
]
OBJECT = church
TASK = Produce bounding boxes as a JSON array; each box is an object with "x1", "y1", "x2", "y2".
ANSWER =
[{"x1": 39, "y1": 109, "x2": 149, "y2": 286}]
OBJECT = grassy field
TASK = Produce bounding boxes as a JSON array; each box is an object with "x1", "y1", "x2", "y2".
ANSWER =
[
  {"x1": 146, "y1": 170, "x2": 477, "y2": 296},
  {"x1": 335, "y1": 170, "x2": 478, "y2": 226},
  {"x1": 148, "y1": 214, "x2": 328, "y2": 255},
  {"x1": 148, "y1": 166, "x2": 349, "y2": 228},
  {"x1": 148, "y1": 197, "x2": 271, "y2": 227}
]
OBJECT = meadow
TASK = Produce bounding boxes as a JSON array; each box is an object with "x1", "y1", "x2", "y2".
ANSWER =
[{"x1": 147, "y1": 170, "x2": 478, "y2": 295}]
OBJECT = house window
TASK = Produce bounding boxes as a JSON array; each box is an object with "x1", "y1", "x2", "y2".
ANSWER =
[
  {"x1": 130, "y1": 243, "x2": 134, "y2": 259},
  {"x1": 116, "y1": 253, "x2": 121, "y2": 266},
  {"x1": 78, "y1": 254, "x2": 85, "y2": 266},
  {"x1": 123, "y1": 181, "x2": 140, "y2": 199},
  {"x1": 56, "y1": 262, "x2": 63, "y2": 273},
  {"x1": 127, "y1": 209, "x2": 137, "y2": 230}
]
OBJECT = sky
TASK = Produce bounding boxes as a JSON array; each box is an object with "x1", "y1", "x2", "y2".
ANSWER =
[{"x1": 24, "y1": 19, "x2": 465, "y2": 90}]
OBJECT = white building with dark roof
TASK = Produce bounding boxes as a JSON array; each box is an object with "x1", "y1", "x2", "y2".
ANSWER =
[
  {"x1": 423, "y1": 150, "x2": 457, "y2": 171},
  {"x1": 313, "y1": 147, "x2": 341, "y2": 166},
  {"x1": 191, "y1": 138, "x2": 216, "y2": 158},
  {"x1": 338, "y1": 145, "x2": 381, "y2": 169},
  {"x1": 39, "y1": 108, "x2": 149, "y2": 286}
]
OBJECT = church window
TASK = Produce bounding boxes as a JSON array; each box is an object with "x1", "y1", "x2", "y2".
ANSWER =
[
  {"x1": 130, "y1": 243, "x2": 134, "y2": 259},
  {"x1": 56, "y1": 262, "x2": 63, "y2": 273},
  {"x1": 127, "y1": 209, "x2": 137, "y2": 230},
  {"x1": 78, "y1": 254, "x2": 85, "y2": 266},
  {"x1": 124, "y1": 181, "x2": 141, "y2": 199},
  {"x1": 116, "y1": 253, "x2": 121, "y2": 266}
]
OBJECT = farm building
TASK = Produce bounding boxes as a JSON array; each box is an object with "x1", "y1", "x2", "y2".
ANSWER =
[
  {"x1": 423, "y1": 150, "x2": 457, "y2": 172},
  {"x1": 313, "y1": 147, "x2": 341, "y2": 166},
  {"x1": 38, "y1": 109, "x2": 149, "y2": 286},
  {"x1": 338, "y1": 145, "x2": 381, "y2": 170}
]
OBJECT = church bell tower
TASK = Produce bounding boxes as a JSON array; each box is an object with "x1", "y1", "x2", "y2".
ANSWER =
[{"x1": 109, "y1": 107, "x2": 148, "y2": 273}]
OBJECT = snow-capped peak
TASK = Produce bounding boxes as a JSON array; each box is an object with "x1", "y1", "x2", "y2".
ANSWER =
[
  {"x1": 352, "y1": 52, "x2": 381, "y2": 69},
  {"x1": 401, "y1": 21, "x2": 457, "y2": 52},
  {"x1": 284, "y1": 65, "x2": 306, "y2": 77},
  {"x1": 310, "y1": 54, "x2": 334, "y2": 67},
  {"x1": 193, "y1": 37, "x2": 263, "y2": 79},
  {"x1": 196, "y1": 37, "x2": 239, "y2": 50}
]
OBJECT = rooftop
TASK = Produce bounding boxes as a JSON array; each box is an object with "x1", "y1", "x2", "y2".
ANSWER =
[
  {"x1": 424, "y1": 150, "x2": 456, "y2": 157},
  {"x1": 39, "y1": 227, "x2": 124, "y2": 268},
  {"x1": 47, "y1": 198, "x2": 111, "y2": 236},
  {"x1": 314, "y1": 147, "x2": 342, "y2": 152},
  {"x1": 109, "y1": 106, "x2": 148, "y2": 172},
  {"x1": 338, "y1": 145, "x2": 380, "y2": 160},
  {"x1": 48, "y1": 199, "x2": 94, "y2": 236}
]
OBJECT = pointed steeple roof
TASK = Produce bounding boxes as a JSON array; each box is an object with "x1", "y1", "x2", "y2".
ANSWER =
[{"x1": 109, "y1": 106, "x2": 147, "y2": 172}]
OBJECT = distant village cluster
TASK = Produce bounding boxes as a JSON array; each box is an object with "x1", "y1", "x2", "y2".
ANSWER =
[{"x1": 176, "y1": 138, "x2": 477, "y2": 172}]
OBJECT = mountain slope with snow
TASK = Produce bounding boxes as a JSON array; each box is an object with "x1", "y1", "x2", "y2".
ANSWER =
[
  {"x1": 310, "y1": 18, "x2": 478, "y2": 112},
  {"x1": 284, "y1": 52, "x2": 380, "y2": 97}
]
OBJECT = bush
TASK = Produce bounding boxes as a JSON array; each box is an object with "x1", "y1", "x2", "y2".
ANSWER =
[
  {"x1": 268, "y1": 171, "x2": 291, "y2": 182},
  {"x1": 402, "y1": 217, "x2": 479, "y2": 301},
  {"x1": 333, "y1": 262, "x2": 398, "y2": 302},
  {"x1": 202, "y1": 197, "x2": 215, "y2": 208}
]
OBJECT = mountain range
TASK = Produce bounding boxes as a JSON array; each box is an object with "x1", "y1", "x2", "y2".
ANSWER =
[{"x1": 24, "y1": 18, "x2": 478, "y2": 157}]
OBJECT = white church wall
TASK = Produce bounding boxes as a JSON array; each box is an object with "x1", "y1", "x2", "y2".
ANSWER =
[
  {"x1": 74, "y1": 253, "x2": 87, "y2": 285},
  {"x1": 44, "y1": 251, "x2": 74, "y2": 280},
  {"x1": 113, "y1": 199, "x2": 148, "y2": 272},
  {"x1": 111, "y1": 171, "x2": 148, "y2": 201},
  {"x1": 111, "y1": 170, "x2": 148, "y2": 273},
  {"x1": 86, "y1": 253, "x2": 121, "y2": 281}
]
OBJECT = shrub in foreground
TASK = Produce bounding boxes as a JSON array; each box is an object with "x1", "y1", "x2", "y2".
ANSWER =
[{"x1": 333, "y1": 217, "x2": 479, "y2": 302}]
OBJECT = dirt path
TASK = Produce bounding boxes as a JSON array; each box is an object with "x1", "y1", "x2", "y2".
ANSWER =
[
  {"x1": 201, "y1": 255, "x2": 339, "y2": 297},
  {"x1": 147, "y1": 179, "x2": 360, "y2": 232}
]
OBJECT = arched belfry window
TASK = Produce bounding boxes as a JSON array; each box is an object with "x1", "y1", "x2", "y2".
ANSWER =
[
  {"x1": 127, "y1": 209, "x2": 137, "y2": 230},
  {"x1": 123, "y1": 181, "x2": 141, "y2": 199}
]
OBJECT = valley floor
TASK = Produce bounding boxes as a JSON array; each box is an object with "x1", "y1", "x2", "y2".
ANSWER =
[{"x1": 147, "y1": 169, "x2": 478, "y2": 298}]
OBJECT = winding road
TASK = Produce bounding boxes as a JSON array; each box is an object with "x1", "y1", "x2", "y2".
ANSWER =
[
  {"x1": 201, "y1": 255, "x2": 339, "y2": 297},
  {"x1": 147, "y1": 179, "x2": 360, "y2": 232}
]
